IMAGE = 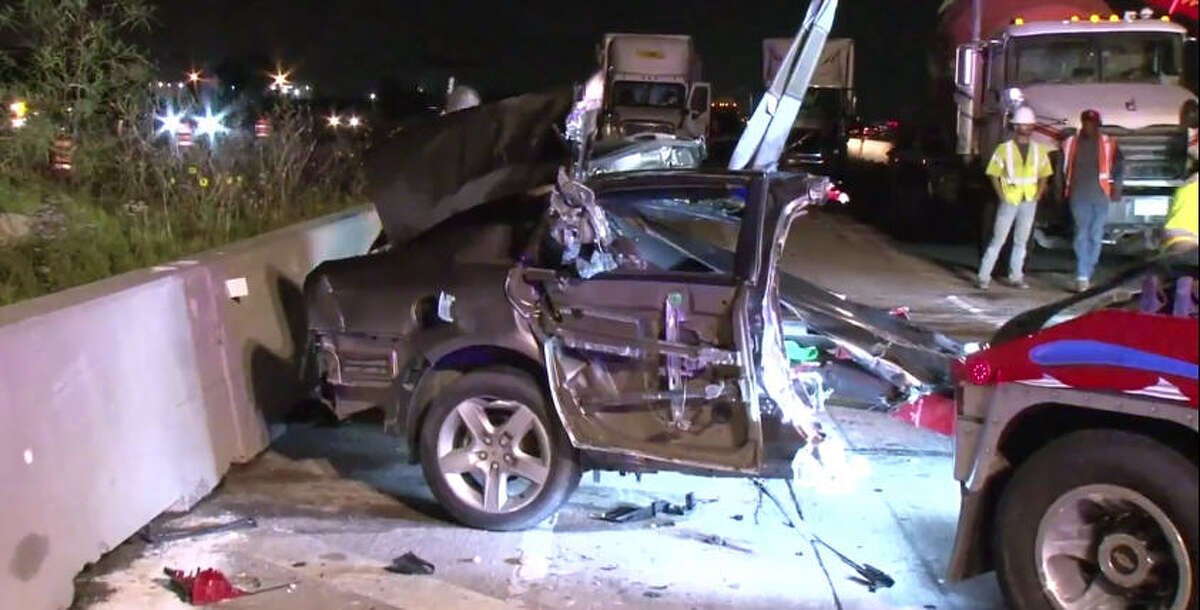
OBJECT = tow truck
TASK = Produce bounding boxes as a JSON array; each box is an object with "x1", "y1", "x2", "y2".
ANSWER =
[{"x1": 946, "y1": 259, "x2": 1198, "y2": 608}]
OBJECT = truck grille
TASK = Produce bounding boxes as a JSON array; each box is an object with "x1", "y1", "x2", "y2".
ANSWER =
[
  {"x1": 621, "y1": 120, "x2": 675, "y2": 137},
  {"x1": 1106, "y1": 126, "x2": 1188, "y2": 182}
]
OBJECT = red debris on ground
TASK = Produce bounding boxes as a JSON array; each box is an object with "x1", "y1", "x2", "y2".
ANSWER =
[
  {"x1": 164, "y1": 567, "x2": 245, "y2": 605},
  {"x1": 891, "y1": 394, "x2": 955, "y2": 436}
]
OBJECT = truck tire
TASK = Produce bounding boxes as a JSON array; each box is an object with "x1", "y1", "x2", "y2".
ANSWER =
[
  {"x1": 419, "y1": 370, "x2": 580, "y2": 531},
  {"x1": 995, "y1": 429, "x2": 1198, "y2": 610}
]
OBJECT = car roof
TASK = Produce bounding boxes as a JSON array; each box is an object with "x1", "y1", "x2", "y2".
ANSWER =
[{"x1": 588, "y1": 168, "x2": 761, "y2": 192}]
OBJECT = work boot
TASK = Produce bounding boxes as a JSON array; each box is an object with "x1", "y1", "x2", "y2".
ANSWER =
[
  {"x1": 1007, "y1": 277, "x2": 1029, "y2": 290},
  {"x1": 1074, "y1": 277, "x2": 1090, "y2": 293}
]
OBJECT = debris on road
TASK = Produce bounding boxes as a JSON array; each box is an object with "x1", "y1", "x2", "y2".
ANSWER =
[
  {"x1": 890, "y1": 394, "x2": 955, "y2": 435},
  {"x1": 385, "y1": 552, "x2": 435, "y2": 575},
  {"x1": 699, "y1": 534, "x2": 753, "y2": 554},
  {"x1": 591, "y1": 492, "x2": 712, "y2": 523},
  {"x1": 165, "y1": 567, "x2": 244, "y2": 604},
  {"x1": 164, "y1": 567, "x2": 296, "y2": 605},
  {"x1": 141, "y1": 516, "x2": 258, "y2": 544}
]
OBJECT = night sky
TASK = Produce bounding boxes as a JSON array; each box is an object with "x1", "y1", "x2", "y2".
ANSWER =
[{"x1": 146, "y1": 0, "x2": 945, "y2": 120}]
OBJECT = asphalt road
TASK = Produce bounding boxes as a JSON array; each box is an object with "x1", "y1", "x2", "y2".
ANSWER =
[{"x1": 66, "y1": 211, "x2": 1094, "y2": 610}]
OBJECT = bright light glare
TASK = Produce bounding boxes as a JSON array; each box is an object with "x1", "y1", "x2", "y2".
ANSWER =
[
  {"x1": 187, "y1": 70, "x2": 202, "y2": 83},
  {"x1": 327, "y1": 114, "x2": 341, "y2": 127},
  {"x1": 347, "y1": 115, "x2": 361, "y2": 128},
  {"x1": 155, "y1": 108, "x2": 185, "y2": 138},
  {"x1": 194, "y1": 107, "x2": 228, "y2": 142},
  {"x1": 368, "y1": 92, "x2": 377, "y2": 101},
  {"x1": 270, "y1": 70, "x2": 291, "y2": 90}
]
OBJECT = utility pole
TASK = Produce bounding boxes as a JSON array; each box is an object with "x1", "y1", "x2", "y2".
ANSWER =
[{"x1": 972, "y1": 0, "x2": 982, "y2": 41}]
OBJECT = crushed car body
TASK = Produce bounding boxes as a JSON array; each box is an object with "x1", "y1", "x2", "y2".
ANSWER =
[{"x1": 301, "y1": 0, "x2": 965, "y2": 529}]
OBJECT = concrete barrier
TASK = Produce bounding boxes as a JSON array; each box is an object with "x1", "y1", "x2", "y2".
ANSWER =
[{"x1": 0, "y1": 206, "x2": 380, "y2": 609}]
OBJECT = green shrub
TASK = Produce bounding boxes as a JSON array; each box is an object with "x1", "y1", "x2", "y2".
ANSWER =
[{"x1": 0, "y1": 0, "x2": 366, "y2": 306}]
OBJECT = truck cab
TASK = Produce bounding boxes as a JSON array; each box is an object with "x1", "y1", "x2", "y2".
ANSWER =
[
  {"x1": 954, "y1": 13, "x2": 1197, "y2": 249},
  {"x1": 598, "y1": 33, "x2": 711, "y2": 143}
]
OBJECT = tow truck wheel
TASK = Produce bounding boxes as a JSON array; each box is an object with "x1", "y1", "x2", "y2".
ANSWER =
[
  {"x1": 419, "y1": 370, "x2": 580, "y2": 531},
  {"x1": 995, "y1": 429, "x2": 1198, "y2": 610}
]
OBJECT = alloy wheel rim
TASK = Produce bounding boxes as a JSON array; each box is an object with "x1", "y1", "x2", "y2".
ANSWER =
[
  {"x1": 435, "y1": 397, "x2": 552, "y2": 514},
  {"x1": 1036, "y1": 483, "x2": 1191, "y2": 610}
]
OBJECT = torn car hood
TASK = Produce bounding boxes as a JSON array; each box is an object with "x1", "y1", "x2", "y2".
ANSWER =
[{"x1": 367, "y1": 87, "x2": 574, "y2": 243}]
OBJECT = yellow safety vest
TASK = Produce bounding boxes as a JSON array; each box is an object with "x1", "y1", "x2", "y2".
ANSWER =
[
  {"x1": 986, "y1": 140, "x2": 1052, "y2": 205},
  {"x1": 1163, "y1": 175, "x2": 1198, "y2": 250}
]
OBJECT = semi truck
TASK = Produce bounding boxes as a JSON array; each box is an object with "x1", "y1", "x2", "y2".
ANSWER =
[
  {"x1": 951, "y1": 1, "x2": 1197, "y2": 250},
  {"x1": 762, "y1": 37, "x2": 857, "y2": 175},
  {"x1": 874, "y1": 1, "x2": 1196, "y2": 250},
  {"x1": 597, "y1": 33, "x2": 711, "y2": 143}
]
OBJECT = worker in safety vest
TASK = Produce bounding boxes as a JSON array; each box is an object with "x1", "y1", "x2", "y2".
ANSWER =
[
  {"x1": 1062, "y1": 109, "x2": 1123, "y2": 292},
  {"x1": 1163, "y1": 98, "x2": 1198, "y2": 256},
  {"x1": 977, "y1": 106, "x2": 1052, "y2": 290},
  {"x1": 1163, "y1": 175, "x2": 1198, "y2": 255}
]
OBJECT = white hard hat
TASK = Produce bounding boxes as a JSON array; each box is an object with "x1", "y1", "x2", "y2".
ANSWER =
[{"x1": 1011, "y1": 106, "x2": 1037, "y2": 125}]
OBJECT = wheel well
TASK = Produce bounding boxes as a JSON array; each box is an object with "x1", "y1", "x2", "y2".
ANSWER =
[
  {"x1": 974, "y1": 403, "x2": 1199, "y2": 572},
  {"x1": 997, "y1": 403, "x2": 1198, "y2": 469},
  {"x1": 406, "y1": 345, "x2": 546, "y2": 461}
]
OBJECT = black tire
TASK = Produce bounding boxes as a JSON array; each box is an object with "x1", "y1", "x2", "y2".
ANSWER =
[
  {"x1": 995, "y1": 429, "x2": 1199, "y2": 610},
  {"x1": 419, "y1": 370, "x2": 580, "y2": 531}
]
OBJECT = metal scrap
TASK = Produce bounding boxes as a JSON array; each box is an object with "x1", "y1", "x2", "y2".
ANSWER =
[
  {"x1": 592, "y1": 493, "x2": 710, "y2": 523},
  {"x1": 548, "y1": 168, "x2": 617, "y2": 279},
  {"x1": 699, "y1": 534, "x2": 753, "y2": 554},
  {"x1": 141, "y1": 517, "x2": 257, "y2": 544}
]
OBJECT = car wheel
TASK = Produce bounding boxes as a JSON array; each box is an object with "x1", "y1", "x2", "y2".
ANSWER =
[
  {"x1": 995, "y1": 429, "x2": 1198, "y2": 610},
  {"x1": 419, "y1": 370, "x2": 580, "y2": 531}
]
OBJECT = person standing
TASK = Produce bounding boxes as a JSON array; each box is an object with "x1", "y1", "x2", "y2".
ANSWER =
[
  {"x1": 977, "y1": 106, "x2": 1052, "y2": 290},
  {"x1": 1062, "y1": 109, "x2": 1123, "y2": 292}
]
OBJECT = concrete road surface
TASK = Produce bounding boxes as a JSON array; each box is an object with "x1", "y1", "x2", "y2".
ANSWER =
[
  {"x1": 74, "y1": 407, "x2": 1001, "y2": 610},
  {"x1": 75, "y1": 211, "x2": 1134, "y2": 609}
]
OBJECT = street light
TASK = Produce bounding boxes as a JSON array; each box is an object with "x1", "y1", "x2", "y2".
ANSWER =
[
  {"x1": 348, "y1": 115, "x2": 362, "y2": 128},
  {"x1": 368, "y1": 92, "x2": 377, "y2": 102},
  {"x1": 187, "y1": 70, "x2": 202, "y2": 84},
  {"x1": 269, "y1": 69, "x2": 291, "y2": 91},
  {"x1": 327, "y1": 114, "x2": 342, "y2": 128}
]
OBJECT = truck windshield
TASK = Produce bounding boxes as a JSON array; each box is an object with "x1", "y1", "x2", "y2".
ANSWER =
[
  {"x1": 612, "y1": 82, "x2": 686, "y2": 108},
  {"x1": 1008, "y1": 33, "x2": 1183, "y2": 85}
]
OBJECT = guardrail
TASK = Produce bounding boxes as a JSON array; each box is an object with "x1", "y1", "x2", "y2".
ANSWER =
[{"x1": 0, "y1": 205, "x2": 380, "y2": 609}]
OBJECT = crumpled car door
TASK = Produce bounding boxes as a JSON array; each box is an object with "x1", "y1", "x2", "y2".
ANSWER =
[{"x1": 528, "y1": 174, "x2": 767, "y2": 473}]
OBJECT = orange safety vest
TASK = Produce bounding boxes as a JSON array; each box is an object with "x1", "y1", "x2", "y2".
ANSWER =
[{"x1": 1063, "y1": 134, "x2": 1117, "y2": 198}]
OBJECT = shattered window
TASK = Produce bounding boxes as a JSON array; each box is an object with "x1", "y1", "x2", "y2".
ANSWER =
[{"x1": 594, "y1": 187, "x2": 748, "y2": 275}]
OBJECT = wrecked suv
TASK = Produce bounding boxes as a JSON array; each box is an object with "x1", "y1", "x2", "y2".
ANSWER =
[{"x1": 302, "y1": 0, "x2": 959, "y2": 530}]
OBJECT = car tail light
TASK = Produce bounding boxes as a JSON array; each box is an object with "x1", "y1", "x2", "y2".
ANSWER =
[{"x1": 966, "y1": 357, "x2": 994, "y2": 385}]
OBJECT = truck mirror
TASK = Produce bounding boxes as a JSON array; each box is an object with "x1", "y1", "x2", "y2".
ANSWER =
[
  {"x1": 689, "y1": 85, "x2": 710, "y2": 115},
  {"x1": 955, "y1": 44, "x2": 978, "y2": 90}
]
